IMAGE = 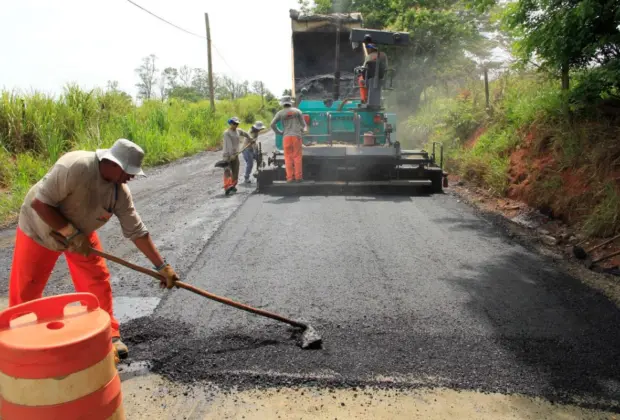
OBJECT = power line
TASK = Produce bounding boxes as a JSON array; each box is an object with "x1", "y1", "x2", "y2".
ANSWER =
[
  {"x1": 124, "y1": 0, "x2": 244, "y2": 80},
  {"x1": 125, "y1": 0, "x2": 204, "y2": 39}
]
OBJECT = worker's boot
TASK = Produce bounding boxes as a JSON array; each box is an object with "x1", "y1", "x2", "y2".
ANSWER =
[{"x1": 112, "y1": 337, "x2": 129, "y2": 360}]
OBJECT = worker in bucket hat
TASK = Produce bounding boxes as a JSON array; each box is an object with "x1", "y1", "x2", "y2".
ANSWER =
[
  {"x1": 222, "y1": 116, "x2": 253, "y2": 190},
  {"x1": 270, "y1": 96, "x2": 308, "y2": 182},
  {"x1": 241, "y1": 120, "x2": 266, "y2": 184},
  {"x1": 7, "y1": 138, "x2": 180, "y2": 361}
]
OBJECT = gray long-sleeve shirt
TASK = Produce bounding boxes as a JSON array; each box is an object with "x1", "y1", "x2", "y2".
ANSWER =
[
  {"x1": 270, "y1": 107, "x2": 307, "y2": 138},
  {"x1": 222, "y1": 128, "x2": 251, "y2": 159}
]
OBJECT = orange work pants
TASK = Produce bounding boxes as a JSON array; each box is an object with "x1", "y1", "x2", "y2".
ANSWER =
[
  {"x1": 8, "y1": 227, "x2": 120, "y2": 338},
  {"x1": 283, "y1": 136, "x2": 303, "y2": 181},
  {"x1": 358, "y1": 75, "x2": 368, "y2": 103},
  {"x1": 223, "y1": 172, "x2": 236, "y2": 190}
]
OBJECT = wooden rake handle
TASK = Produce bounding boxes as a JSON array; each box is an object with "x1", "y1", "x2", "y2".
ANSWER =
[{"x1": 90, "y1": 248, "x2": 307, "y2": 329}]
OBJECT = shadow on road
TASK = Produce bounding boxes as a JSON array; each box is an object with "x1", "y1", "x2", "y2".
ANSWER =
[
  {"x1": 443, "y1": 250, "x2": 620, "y2": 409},
  {"x1": 264, "y1": 196, "x2": 301, "y2": 205}
]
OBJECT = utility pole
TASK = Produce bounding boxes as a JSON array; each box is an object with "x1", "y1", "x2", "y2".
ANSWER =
[
  {"x1": 205, "y1": 12, "x2": 215, "y2": 111},
  {"x1": 483, "y1": 66, "x2": 490, "y2": 112}
]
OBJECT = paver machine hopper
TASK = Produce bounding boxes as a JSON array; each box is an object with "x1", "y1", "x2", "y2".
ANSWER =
[{"x1": 254, "y1": 9, "x2": 448, "y2": 194}]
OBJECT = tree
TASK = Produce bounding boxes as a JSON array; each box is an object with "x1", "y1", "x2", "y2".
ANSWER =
[
  {"x1": 178, "y1": 65, "x2": 194, "y2": 87},
  {"x1": 252, "y1": 81, "x2": 267, "y2": 107},
  {"x1": 216, "y1": 75, "x2": 249, "y2": 100},
  {"x1": 282, "y1": 89, "x2": 292, "y2": 96},
  {"x1": 135, "y1": 54, "x2": 158, "y2": 100},
  {"x1": 502, "y1": 0, "x2": 620, "y2": 90},
  {"x1": 300, "y1": 0, "x2": 497, "y2": 112},
  {"x1": 191, "y1": 68, "x2": 212, "y2": 99},
  {"x1": 162, "y1": 67, "x2": 179, "y2": 89},
  {"x1": 168, "y1": 86, "x2": 203, "y2": 102},
  {"x1": 107, "y1": 80, "x2": 120, "y2": 91}
]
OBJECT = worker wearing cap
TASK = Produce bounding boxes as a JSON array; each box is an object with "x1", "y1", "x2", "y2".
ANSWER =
[
  {"x1": 270, "y1": 96, "x2": 308, "y2": 182},
  {"x1": 363, "y1": 43, "x2": 389, "y2": 70},
  {"x1": 242, "y1": 121, "x2": 266, "y2": 184},
  {"x1": 358, "y1": 43, "x2": 388, "y2": 103},
  {"x1": 222, "y1": 116, "x2": 252, "y2": 186},
  {"x1": 7, "y1": 138, "x2": 180, "y2": 360}
]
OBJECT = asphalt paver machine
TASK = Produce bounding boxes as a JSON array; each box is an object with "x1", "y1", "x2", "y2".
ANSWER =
[{"x1": 255, "y1": 9, "x2": 447, "y2": 194}]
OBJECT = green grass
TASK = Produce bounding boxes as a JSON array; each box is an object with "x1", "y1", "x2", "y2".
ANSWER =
[
  {"x1": 0, "y1": 86, "x2": 275, "y2": 225},
  {"x1": 583, "y1": 183, "x2": 620, "y2": 237}
]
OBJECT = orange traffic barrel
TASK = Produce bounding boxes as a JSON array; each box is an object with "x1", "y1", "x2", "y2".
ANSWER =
[{"x1": 0, "y1": 293, "x2": 125, "y2": 419}]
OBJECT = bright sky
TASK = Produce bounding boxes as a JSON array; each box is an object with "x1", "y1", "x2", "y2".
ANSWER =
[{"x1": 1, "y1": 0, "x2": 302, "y2": 98}]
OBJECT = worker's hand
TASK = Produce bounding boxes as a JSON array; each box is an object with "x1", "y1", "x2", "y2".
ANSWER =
[
  {"x1": 158, "y1": 264, "x2": 180, "y2": 289},
  {"x1": 51, "y1": 225, "x2": 92, "y2": 256},
  {"x1": 67, "y1": 233, "x2": 92, "y2": 257}
]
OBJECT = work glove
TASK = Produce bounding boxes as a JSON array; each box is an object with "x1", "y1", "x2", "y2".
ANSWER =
[
  {"x1": 158, "y1": 264, "x2": 180, "y2": 289},
  {"x1": 51, "y1": 224, "x2": 92, "y2": 257},
  {"x1": 67, "y1": 233, "x2": 92, "y2": 257}
]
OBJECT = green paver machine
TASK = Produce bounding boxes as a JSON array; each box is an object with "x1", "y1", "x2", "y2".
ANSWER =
[{"x1": 254, "y1": 9, "x2": 448, "y2": 194}]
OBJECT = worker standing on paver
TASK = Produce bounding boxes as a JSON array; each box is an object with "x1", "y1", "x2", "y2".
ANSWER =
[
  {"x1": 357, "y1": 43, "x2": 388, "y2": 103},
  {"x1": 241, "y1": 121, "x2": 266, "y2": 184},
  {"x1": 222, "y1": 116, "x2": 252, "y2": 187},
  {"x1": 7, "y1": 138, "x2": 180, "y2": 360},
  {"x1": 270, "y1": 96, "x2": 308, "y2": 182}
]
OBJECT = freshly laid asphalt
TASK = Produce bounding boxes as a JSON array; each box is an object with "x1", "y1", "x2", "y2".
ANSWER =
[{"x1": 1, "y1": 132, "x2": 619, "y2": 412}]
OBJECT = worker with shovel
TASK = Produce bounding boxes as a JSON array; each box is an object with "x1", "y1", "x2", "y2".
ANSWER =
[
  {"x1": 270, "y1": 96, "x2": 308, "y2": 182},
  {"x1": 222, "y1": 116, "x2": 253, "y2": 190},
  {"x1": 7, "y1": 138, "x2": 180, "y2": 360},
  {"x1": 241, "y1": 121, "x2": 266, "y2": 184}
]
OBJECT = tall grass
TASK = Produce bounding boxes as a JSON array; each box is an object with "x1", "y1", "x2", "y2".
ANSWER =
[{"x1": 0, "y1": 85, "x2": 274, "y2": 225}]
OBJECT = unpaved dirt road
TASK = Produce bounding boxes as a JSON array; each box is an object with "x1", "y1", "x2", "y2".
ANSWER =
[{"x1": 1, "y1": 131, "x2": 620, "y2": 419}]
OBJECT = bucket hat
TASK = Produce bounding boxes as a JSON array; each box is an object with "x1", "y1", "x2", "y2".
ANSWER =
[
  {"x1": 252, "y1": 121, "x2": 266, "y2": 130},
  {"x1": 96, "y1": 138, "x2": 146, "y2": 176},
  {"x1": 228, "y1": 116, "x2": 240, "y2": 125},
  {"x1": 279, "y1": 96, "x2": 293, "y2": 106}
]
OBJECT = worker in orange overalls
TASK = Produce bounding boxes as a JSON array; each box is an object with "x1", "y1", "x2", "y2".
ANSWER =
[
  {"x1": 270, "y1": 95, "x2": 308, "y2": 182},
  {"x1": 7, "y1": 138, "x2": 180, "y2": 361}
]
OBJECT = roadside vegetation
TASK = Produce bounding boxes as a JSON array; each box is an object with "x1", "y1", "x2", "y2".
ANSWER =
[
  {"x1": 0, "y1": 55, "x2": 278, "y2": 225},
  {"x1": 303, "y1": 0, "x2": 620, "y2": 238}
]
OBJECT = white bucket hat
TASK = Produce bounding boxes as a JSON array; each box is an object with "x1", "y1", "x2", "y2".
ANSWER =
[
  {"x1": 279, "y1": 95, "x2": 293, "y2": 106},
  {"x1": 252, "y1": 121, "x2": 266, "y2": 130},
  {"x1": 96, "y1": 138, "x2": 146, "y2": 176}
]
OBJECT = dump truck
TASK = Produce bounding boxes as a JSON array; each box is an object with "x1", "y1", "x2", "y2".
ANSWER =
[{"x1": 254, "y1": 9, "x2": 447, "y2": 194}]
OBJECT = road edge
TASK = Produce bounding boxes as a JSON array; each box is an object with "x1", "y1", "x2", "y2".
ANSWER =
[{"x1": 446, "y1": 186, "x2": 620, "y2": 308}]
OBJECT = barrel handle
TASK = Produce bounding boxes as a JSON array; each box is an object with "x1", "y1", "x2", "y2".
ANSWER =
[{"x1": 0, "y1": 293, "x2": 99, "y2": 329}]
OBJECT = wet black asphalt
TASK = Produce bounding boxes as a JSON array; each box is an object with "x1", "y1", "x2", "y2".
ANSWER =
[
  {"x1": 125, "y1": 191, "x2": 620, "y2": 410},
  {"x1": 1, "y1": 132, "x2": 619, "y2": 412}
]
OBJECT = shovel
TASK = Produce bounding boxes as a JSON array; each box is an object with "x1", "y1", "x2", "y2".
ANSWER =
[
  {"x1": 77, "y1": 243, "x2": 322, "y2": 349},
  {"x1": 214, "y1": 142, "x2": 255, "y2": 168}
]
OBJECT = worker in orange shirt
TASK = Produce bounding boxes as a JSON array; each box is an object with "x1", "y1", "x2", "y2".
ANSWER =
[{"x1": 270, "y1": 96, "x2": 308, "y2": 182}]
